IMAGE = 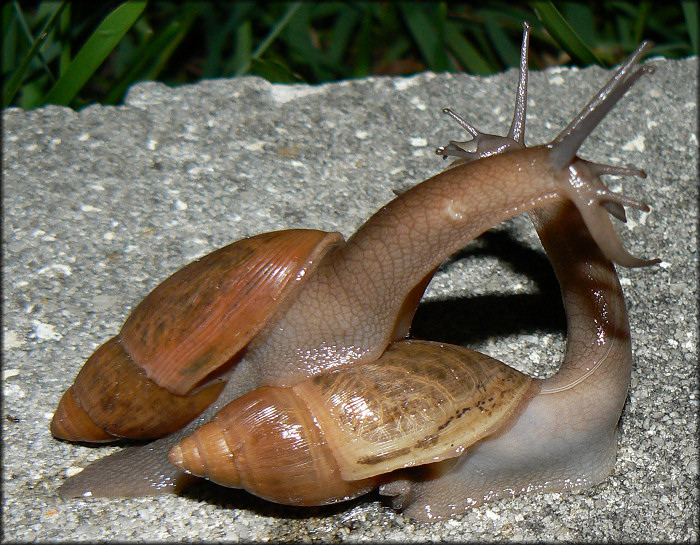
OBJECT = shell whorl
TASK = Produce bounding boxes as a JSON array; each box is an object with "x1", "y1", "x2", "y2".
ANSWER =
[
  {"x1": 169, "y1": 385, "x2": 379, "y2": 506},
  {"x1": 51, "y1": 337, "x2": 226, "y2": 442}
]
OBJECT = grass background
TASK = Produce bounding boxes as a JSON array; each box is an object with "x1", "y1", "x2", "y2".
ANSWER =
[{"x1": 2, "y1": 1, "x2": 697, "y2": 110}]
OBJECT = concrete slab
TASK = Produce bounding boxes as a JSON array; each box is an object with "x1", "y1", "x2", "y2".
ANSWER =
[{"x1": 3, "y1": 54, "x2": 697, "y2": 541}]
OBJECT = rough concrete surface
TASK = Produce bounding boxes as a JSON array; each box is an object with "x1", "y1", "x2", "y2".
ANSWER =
[{"x1": 2, "y1": 54, "x2": 697, "y2": 542}]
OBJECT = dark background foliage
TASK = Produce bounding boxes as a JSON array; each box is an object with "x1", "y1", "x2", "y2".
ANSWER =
[{"x1": 2, "y1": 1, "x2": 696, "y2": 110}]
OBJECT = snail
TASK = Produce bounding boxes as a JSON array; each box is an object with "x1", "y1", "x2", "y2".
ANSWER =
[{"x1": 52, "y1": 23, "x2": 658, "y2": 520}]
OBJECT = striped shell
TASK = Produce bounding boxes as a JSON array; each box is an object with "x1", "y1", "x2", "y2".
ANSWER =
[
  {"x1": 168, "y1": 339, "x2": 535, "y2": 505},
  {"x1": 51, "y1": 229, "x2": 343, "y2": 442}
]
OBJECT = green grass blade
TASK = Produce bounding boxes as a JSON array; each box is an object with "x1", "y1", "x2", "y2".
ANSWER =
[
  {"x1": 627, "y1": 2, "x2": 651, "y2": 46},
  {"x1": 225, "y1": 21, "x2": 253, "y2": 76},
  {"x1": 249, "y1": 57, "x2": 304, "y2": 83},
  {"x1": 443, "y1": 22, "x2": 493, "y2": 75},
  {"x1": 58, "y1": 2, "x2": 71, "y2": 74},
  {"x1": 1, "y1": 2, "x2": 13, "y2": 40},
  {"x1": 102, "y1": 19, "x2": 181, "y2": 104},
  {"x1": 203, "y1": 2, "x2": 254, "y2": 77},
  {"x1": 483, "y1": 13, "x2": 521, "y2": 67},
  {"x1": 141, "y1": 3, "x2": 202, "y2": 81},
  {"x1": 399, "y1": 2, "x2": 450, "y2": 72},
  {"x1": 326, "y1": 6, "x2": 361, "y2": 67},
  {"x1": 2, "y1": 3, "x2": 21, "y2": 77},
  {"x1": 41, "y1": 1, "x2": 147, "y2": 107},
  {"x1": 2, "y1": 1, "x2": 67, "y2": 108},
  {"x1": 559, "y1": 2, "x2": 596, "y2": 46},
  {"x1": 350, "y1": 7, "x2": 373, "y2": 77},
  {"x1": 279, "y1": 4, "x2": 333, "y2": 81},
  {"x1": 681, "y1": 1, "x2": 698, "y2": 55},
  {"x1": 235, "y1": 1, "x2": 303, "y2": 76},
  {"x1": 531, "y1": 1, "x2": 604, "y2": 66},
  {"x1": 12, "y1": 1, "x2": 54, "y2": 77}
]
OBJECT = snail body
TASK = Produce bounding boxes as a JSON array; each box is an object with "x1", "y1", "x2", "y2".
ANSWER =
[
  {"x1": 380, "y1": 200, "x2": 639, "y2": 519},
  {"x1": 53, "y1": 23, "x2": 658, "y2": 520}
]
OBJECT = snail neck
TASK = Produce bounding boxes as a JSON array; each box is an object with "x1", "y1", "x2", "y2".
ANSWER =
[
  {"x1": 340, "y1": 146, "x2": 559, "y2": 290},
  {"x1": 249, "y1": 147, "x2": 567, "y2": 386},
  {"x1": 310, "y1": 146, "x2": 561, "y2": 353},
  {"x1": 532, "y1": 202, "x2": 631, "y2": 408},
  {"x1": 329, "y1": 146, "x2": 561, "y2": 329}
]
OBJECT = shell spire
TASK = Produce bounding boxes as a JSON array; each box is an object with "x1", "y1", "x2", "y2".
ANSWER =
[{"x1": 169, "y1": 385, "x2": 378, "y2": 506}]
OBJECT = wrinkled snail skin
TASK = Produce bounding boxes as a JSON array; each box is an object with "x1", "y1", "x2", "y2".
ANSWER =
[{"x1": 56, "y1": 22, "x2": 658, "y2": 517}]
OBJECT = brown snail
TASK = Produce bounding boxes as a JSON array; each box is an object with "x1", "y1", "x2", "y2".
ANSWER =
[{"x1": 53, "y1": 23, "x2": 658, "y2": 520}]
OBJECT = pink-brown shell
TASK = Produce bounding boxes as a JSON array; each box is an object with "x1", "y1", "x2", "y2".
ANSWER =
[
  {"x1": 51, "y1": 229, "x2": 343, "y2": 442},
  {"x1": 168, "y1": 340, "x2": 536, "y2": 505}
]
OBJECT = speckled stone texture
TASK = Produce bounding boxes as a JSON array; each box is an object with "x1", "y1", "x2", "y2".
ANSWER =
[{"x1": 2, "y1": 54, "x2": 697, "y2": 542}]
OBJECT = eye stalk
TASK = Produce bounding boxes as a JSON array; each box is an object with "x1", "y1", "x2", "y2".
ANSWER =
[
  {"x1": 437, "y1": 21, "x2": 531, "y2": 162},
  {"x1": 548, "y1": 44, "x2": 655, "y2": 169}
]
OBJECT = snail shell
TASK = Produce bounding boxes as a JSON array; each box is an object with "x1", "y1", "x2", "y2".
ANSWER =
[
  {"x1": 51, "y1": 229, "x2": 343, "y2": 442},
  {"x1": 168, "y1": 340, "x2": 536, "y2": 505}
]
